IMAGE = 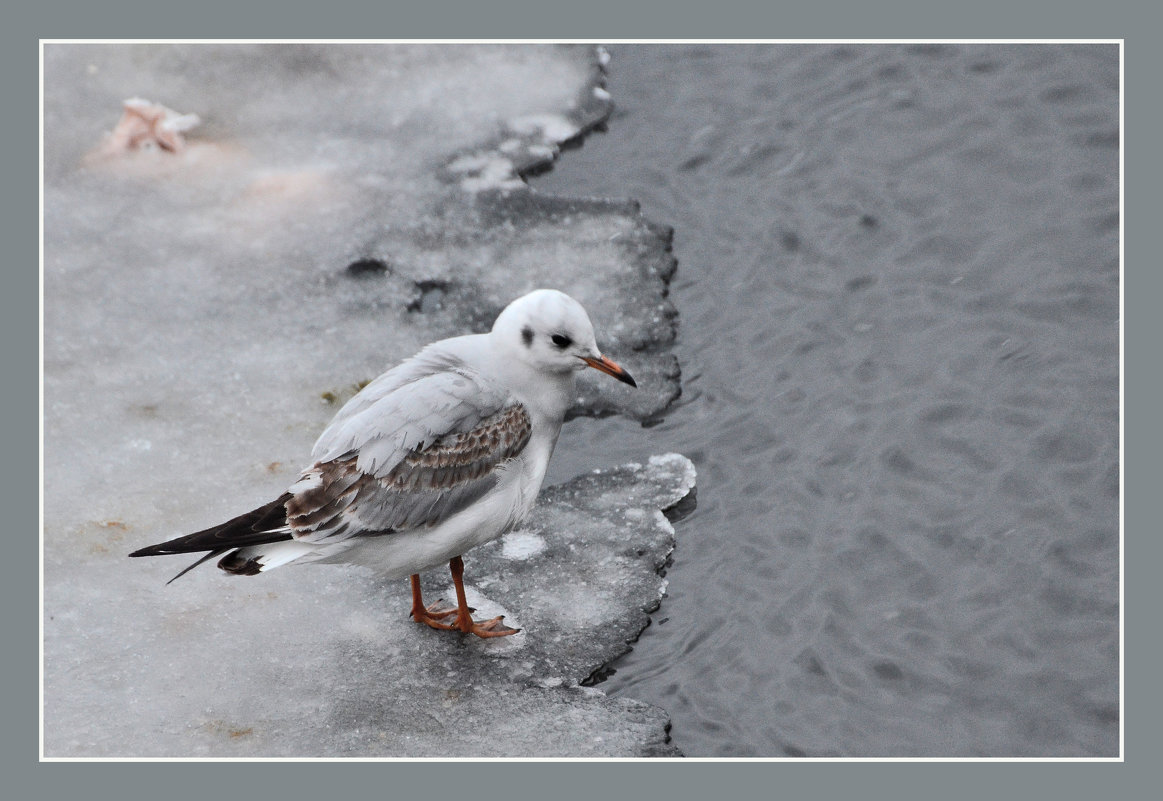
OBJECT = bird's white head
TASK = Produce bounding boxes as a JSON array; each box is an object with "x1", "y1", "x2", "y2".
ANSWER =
[{"x1": 491, "y1": 289, "x2": 637, "y2": 387}]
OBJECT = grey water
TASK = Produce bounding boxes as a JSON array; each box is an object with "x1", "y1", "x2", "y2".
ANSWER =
[{"x1": 535, "y1": 43, "x2": 1120, "y2": 757}]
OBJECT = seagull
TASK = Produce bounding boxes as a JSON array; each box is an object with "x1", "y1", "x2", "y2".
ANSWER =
[{"x1": 129, "y1": 289, "x2": 637, "y2": 638}]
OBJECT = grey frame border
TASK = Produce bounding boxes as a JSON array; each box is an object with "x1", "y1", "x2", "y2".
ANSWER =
[{"x1": 16, "y1": 0, "x2": 1147, "y2": 797}]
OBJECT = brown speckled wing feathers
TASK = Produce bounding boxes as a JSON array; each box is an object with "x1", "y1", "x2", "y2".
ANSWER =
[{"x1": 288, "y1": 404, "x2": 532, "y2": 540}]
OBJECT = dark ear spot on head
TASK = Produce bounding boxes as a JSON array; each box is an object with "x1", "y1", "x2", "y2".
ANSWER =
[{"x1": 521, "y1": 325, "x2": 534, "y2": 347}]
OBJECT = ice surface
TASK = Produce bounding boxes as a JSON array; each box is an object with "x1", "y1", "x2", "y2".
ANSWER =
[
  {"x1": 43, "y1": 454, "x2": 693, "y2": 757},
  {"x1": 42, "y1": 43, "x2": 686, "y2": 758}
]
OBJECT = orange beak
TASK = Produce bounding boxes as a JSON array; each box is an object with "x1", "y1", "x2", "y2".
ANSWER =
[{"x1": 581, "y1": 355, "x2": 637, "y2": 388}]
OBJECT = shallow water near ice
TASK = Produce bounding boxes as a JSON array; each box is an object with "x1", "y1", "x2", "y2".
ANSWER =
[{"x1": 537, "y1": 43, "x2": 1119, "y2": 757}]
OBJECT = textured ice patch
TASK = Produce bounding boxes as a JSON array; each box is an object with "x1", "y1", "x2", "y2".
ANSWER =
[
  {"x1": 501, "y1": 530, "x2": 548, "y2": 560},
  {"x1": 508, "y1": 112, "x2": 580, "y2": 142},
  {"x1": 647, "y1": 452, "x2": 698, "y2": 498},
  {"x1": 447, "y1": 152, "x2": 526, "y2": 192}
]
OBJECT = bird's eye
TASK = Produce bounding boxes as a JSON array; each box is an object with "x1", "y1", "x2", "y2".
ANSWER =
[{"x1": 551, "y1": 333, "x2": 572, "y2": 349}]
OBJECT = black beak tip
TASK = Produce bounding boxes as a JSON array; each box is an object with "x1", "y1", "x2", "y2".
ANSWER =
[{"x1": 583, "y1": 355, "x2": 638, "y2": 388}]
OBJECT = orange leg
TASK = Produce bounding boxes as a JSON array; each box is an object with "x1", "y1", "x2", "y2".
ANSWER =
[
  {"x1": 448, "y1": 555, "x2": 519, "y2": 638},
  {"x1": 409, "y1": 573, "x2": 458, "y2": 627},
  {"x1": 408, "y1": 557, "x2": 519, "y2": 638}
]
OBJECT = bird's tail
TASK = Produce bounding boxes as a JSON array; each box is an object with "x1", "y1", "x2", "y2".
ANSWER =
[{"x1": 129, "y1": 494, "x2": 296, "y2": 582}]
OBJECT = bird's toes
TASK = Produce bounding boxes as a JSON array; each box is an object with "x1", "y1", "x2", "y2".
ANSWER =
[{"x1": 470, "y1": 615, "x2": 520, "y2": 638}]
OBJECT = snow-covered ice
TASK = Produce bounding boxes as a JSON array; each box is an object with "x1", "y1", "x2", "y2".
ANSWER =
[
  {"x1": 44, "y1": 454, "x2": 695, "y2": 757},
  {"x1": 42, "y1": 43, "x2": 688, "y2": 758}
]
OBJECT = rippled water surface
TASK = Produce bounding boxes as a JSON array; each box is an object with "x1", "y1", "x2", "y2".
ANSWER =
[{"x1": 536, "y1": 43, "x2": 1119, "y2": 757}]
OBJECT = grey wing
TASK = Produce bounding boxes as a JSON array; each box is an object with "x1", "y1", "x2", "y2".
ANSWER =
[
  {"x1": 313, "y1": 344, "x2": 467, "y2": 447},
  {"x1": 311, "y1": 340, "x2": 503, "y2": 478},
  {"x1": 288, "y1": 353, "x2": 533, "y2": 542}
]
